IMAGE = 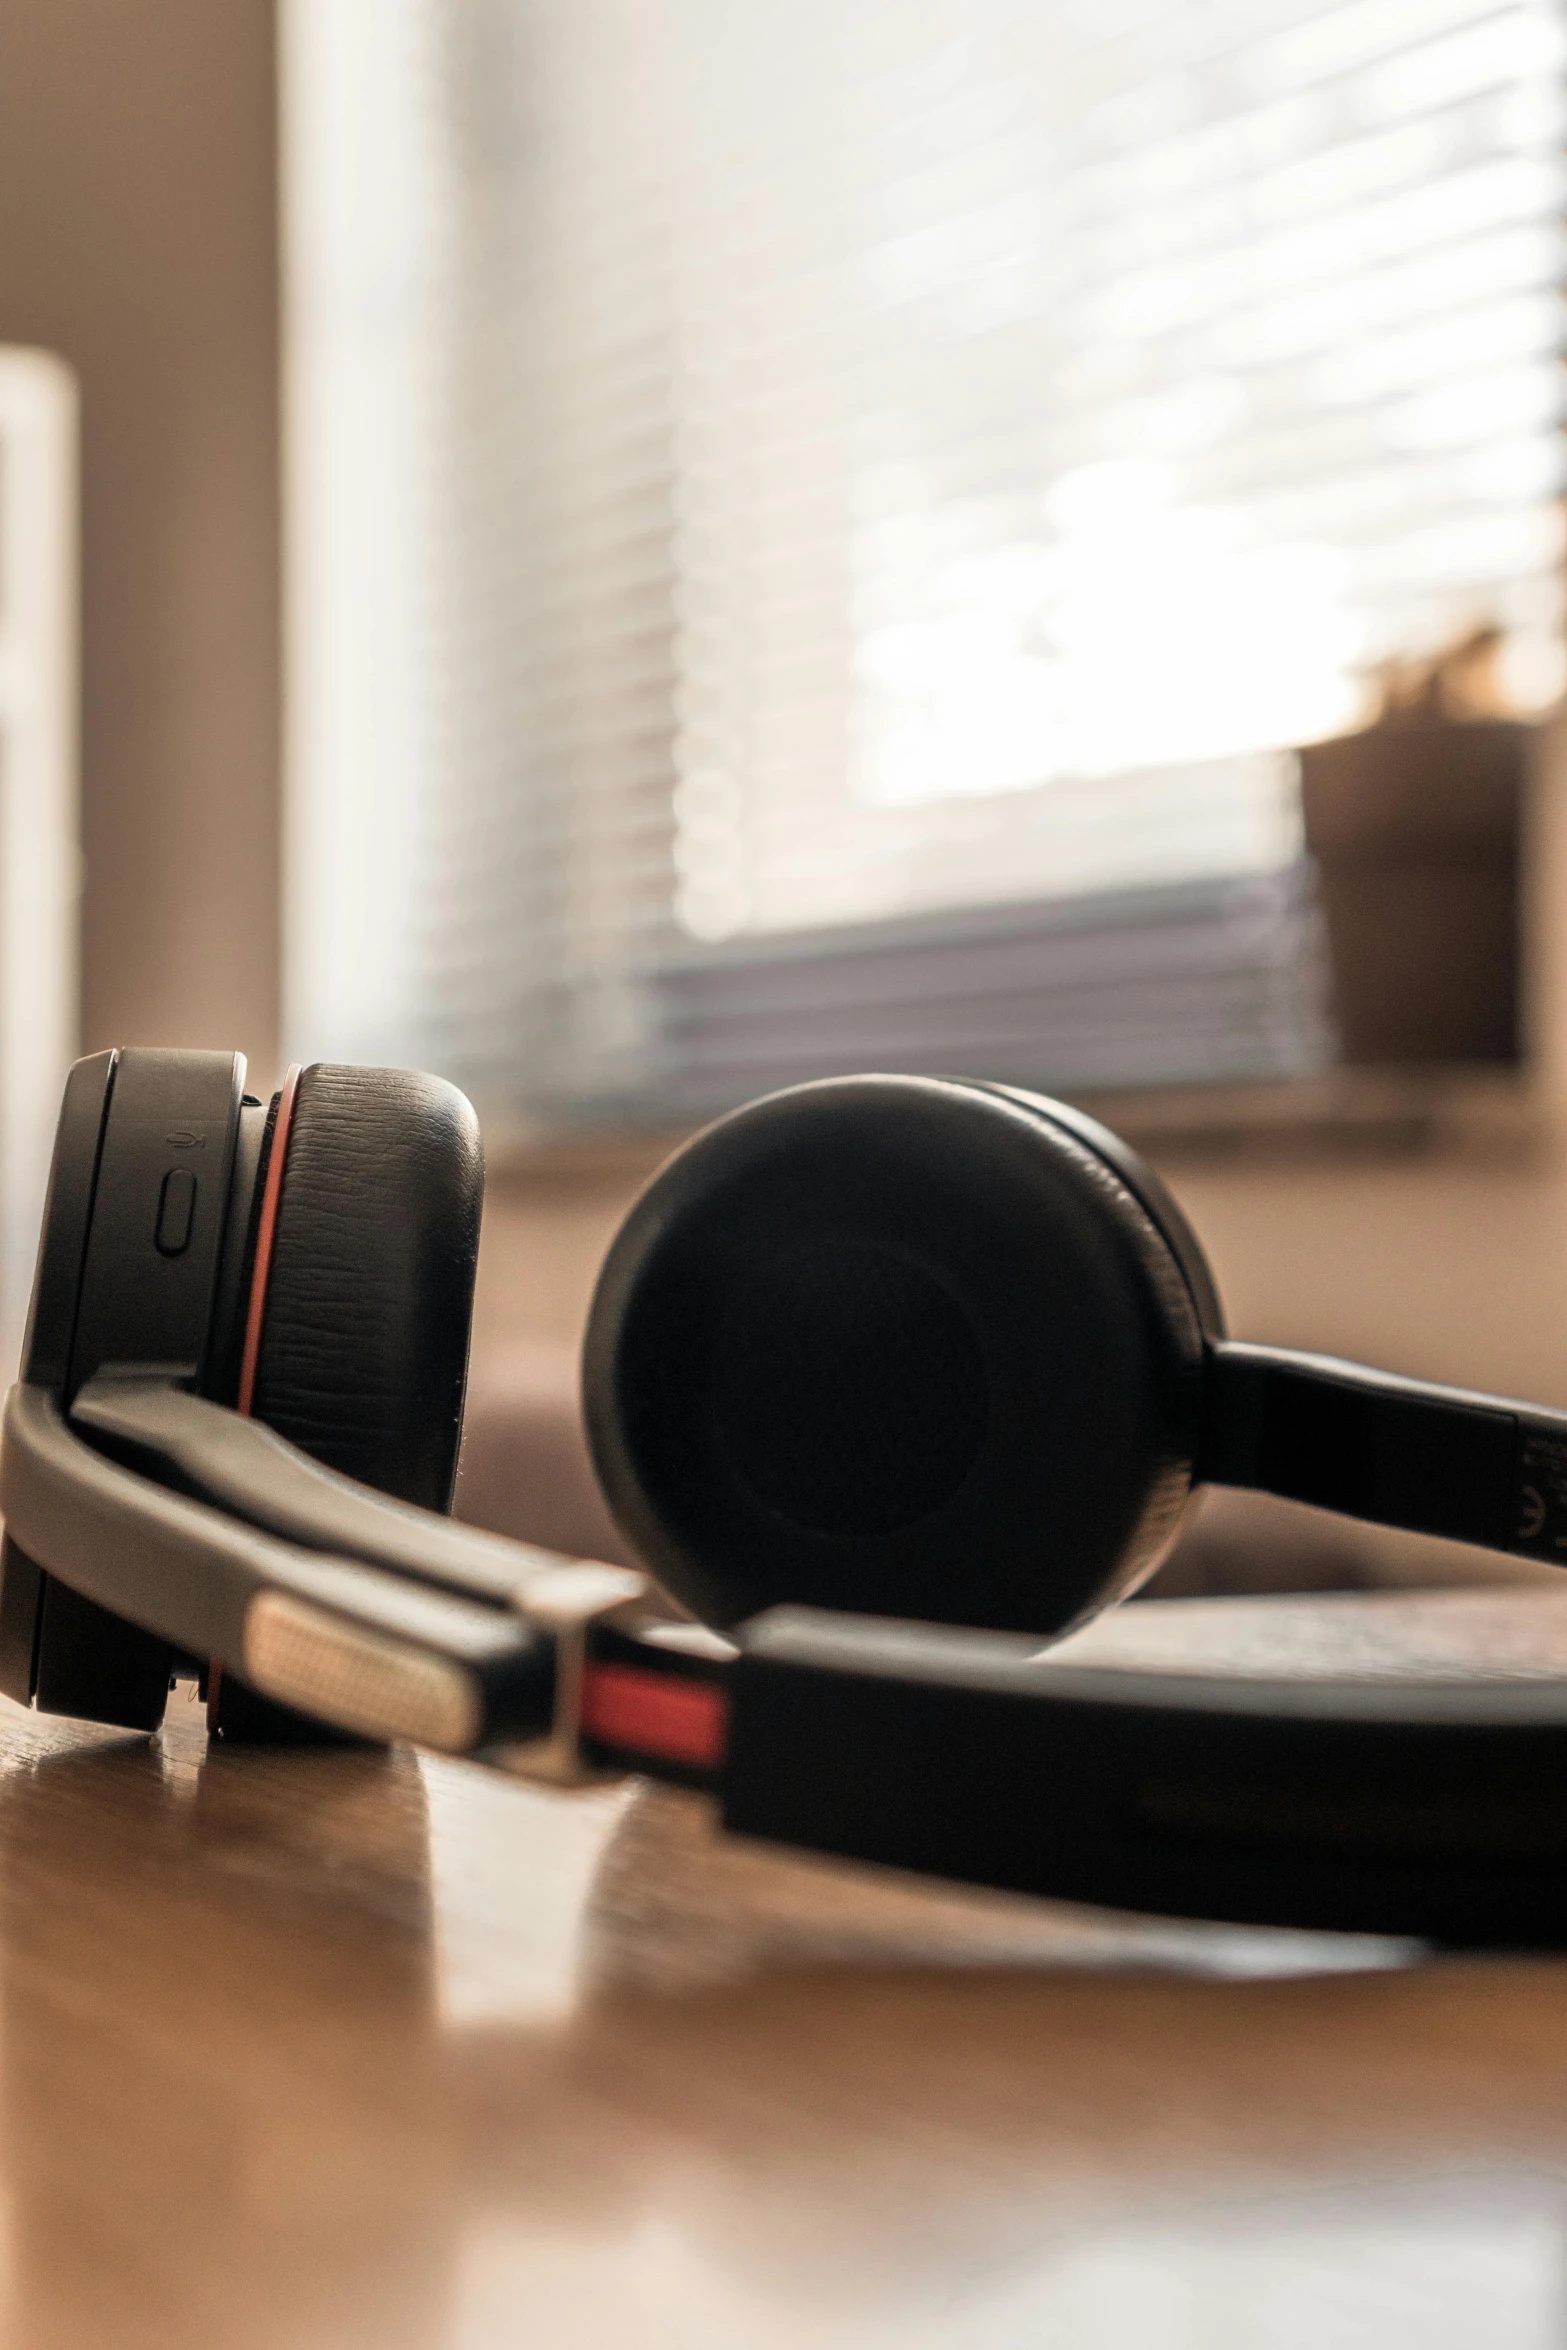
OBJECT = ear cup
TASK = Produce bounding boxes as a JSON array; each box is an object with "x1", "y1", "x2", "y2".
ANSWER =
[
  {"x1": 249, "y1": 1064, "x2": 483, "y2": 1511},
  {"x1": 966, "y1": 1082, "x2": 1225, "y2": 1338},
  {"x1": 583, "y1": 1074, "x2": 1209, "y2": 1638},
  {"x1": 4, "y1": 1049, "x2": 248, "y2": 1733}
]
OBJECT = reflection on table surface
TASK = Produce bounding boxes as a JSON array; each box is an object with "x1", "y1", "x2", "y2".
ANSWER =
[{"x1": 1, "y1": 1590, "x2": 1566, "y2": 2348}]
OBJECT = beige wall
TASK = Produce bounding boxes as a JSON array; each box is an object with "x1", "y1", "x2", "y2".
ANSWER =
[
  {"x1": 0, "y1": 0, "x2": 280, "y2": 1079},
  {"x1": 1165, "y1": 1148, "x2": 1567, "y2": 1405}
]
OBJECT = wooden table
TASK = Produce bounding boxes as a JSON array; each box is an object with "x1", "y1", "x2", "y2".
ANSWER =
[{"x1": 5, "y1": 1588, "x2": 1567, "y2": 2347}]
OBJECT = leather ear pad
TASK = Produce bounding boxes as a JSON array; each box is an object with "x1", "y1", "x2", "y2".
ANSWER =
[
  {"x1": 584, "y1": 1074, "x2": 1206, "y2": 1636},
  {"x1": 250, "y1": 1064, "x2": 483, "y2": 1512}
]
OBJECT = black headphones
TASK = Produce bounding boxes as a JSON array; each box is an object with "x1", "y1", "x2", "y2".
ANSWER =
[{"x1": 6, "y1": 1047, "x2": 1567, "y2": 1945}]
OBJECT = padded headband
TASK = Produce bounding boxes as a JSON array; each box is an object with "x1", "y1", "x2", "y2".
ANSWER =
[{"x1": 11, "y1": 1374, "x2": 1567, "y2": 1939}]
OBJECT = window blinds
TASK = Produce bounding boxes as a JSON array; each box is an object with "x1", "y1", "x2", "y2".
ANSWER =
[{"x1": 284, "y1": 0, "x2": 1566, "y2": 1128}]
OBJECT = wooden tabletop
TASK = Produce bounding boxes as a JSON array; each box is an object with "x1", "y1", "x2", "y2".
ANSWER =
[{"x1": 6, "y1": 1588, "x2": 1567, "y2": 2348}]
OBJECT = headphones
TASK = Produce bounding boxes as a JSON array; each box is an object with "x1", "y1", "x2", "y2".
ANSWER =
[{"x1": 6, "y1": 1047, "x2": 1567, "y2": 1945}]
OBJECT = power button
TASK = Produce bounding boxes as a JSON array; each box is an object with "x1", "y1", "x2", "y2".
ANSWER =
[{"x1": 155, "y1": 1167, "x2": 197, "y2": 1257}]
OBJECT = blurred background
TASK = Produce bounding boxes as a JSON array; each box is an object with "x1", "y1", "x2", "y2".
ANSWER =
[{"x1": 2, "y1": 0, "x2": 1566, "y2": 1585}]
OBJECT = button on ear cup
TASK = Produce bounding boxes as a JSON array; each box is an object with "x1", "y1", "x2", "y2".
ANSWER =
[
  {"x1": 248, "y1": 1065, "x2": 483, "y2": 1511},
  {"x1": 583, "y1": 1074, "x2": 1209, "y2": 1637}
]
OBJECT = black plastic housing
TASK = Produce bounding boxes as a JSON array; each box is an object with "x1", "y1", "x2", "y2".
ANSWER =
[{"x1": 0, "y1": 1050, "x2": 246, "y2": 1727}]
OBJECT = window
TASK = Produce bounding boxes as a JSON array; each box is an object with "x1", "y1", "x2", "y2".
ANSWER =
[{"x1": 284, "y1": 0, "x2": 1567, "y2": 1129}]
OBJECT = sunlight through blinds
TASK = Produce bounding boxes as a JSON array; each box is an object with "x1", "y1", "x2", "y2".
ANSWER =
[{"x1": 285, "y1": 0, "x2": 1566, "y2": 1125}]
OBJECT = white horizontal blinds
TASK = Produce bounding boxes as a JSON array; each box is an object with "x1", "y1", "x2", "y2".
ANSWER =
[
  {"x1": 282, "y1": 0, "x2": 451, "y2": 1068},
  {"x1": 653, "y1": 871, "x2": 1333, "y2": 1117},
  {"x1": 407, "y1": 2, "x2": 682, "y2": 1107},
  {"x1": 286, "y1": 0, "x2": 1565, "y2": 1119},
  {"x1": 665, "y1": 0, "x2": 1567, "y2": 943}
]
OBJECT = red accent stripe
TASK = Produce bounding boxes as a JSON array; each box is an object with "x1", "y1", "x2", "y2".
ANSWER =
[
  {"x1": 236, "y1": 1064, "x2": 302, "y2": 1419},
  {"x1": 581, "y1": 1662, "x2": 729, "y2": 1773}
]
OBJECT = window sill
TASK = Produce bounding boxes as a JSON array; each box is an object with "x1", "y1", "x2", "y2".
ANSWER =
[{"x1": 481, "y1": 1064, "x2": 1546, "y2": 1191}]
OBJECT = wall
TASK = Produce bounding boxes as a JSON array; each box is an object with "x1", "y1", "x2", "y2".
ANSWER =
[{"x1": 0, "y1": 0, "x2": 281, "y2": 1077}]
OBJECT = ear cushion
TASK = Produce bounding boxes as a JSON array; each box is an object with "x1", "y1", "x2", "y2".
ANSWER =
[
  {"x1": 584, "y1": 1073, "x2": 1205, "y2": 1637},
  {"x1": 249, "y1": 1064, "x2": 483, "y2": 1512}
]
